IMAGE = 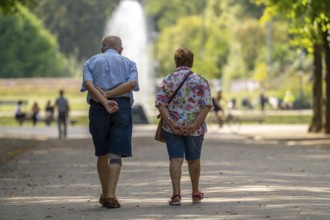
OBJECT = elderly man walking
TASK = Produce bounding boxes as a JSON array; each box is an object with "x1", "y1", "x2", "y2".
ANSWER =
[{"x1": 81, "y1": 35, "x2": 139, "y2": 208}]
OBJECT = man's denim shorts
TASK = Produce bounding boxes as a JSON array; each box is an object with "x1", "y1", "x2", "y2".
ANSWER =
[
  {"x1": 163, "y1": 130, "x2": 204, "y2": 160},
  {"x1": 89, "y1": 98, "x2": 132, "y2": 157}
]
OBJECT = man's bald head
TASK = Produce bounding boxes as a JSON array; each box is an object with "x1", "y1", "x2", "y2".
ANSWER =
[{"x1": 101, "y1": 36, "x2": 123, "y2": 53}]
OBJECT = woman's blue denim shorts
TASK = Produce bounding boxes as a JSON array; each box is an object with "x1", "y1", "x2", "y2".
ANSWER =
[{"x1": 163, "y1": 130, "x2": 204, "y2": 160}]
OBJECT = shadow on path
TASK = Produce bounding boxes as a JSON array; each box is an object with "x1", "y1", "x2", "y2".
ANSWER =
[{"x1": 0, "y1": 135, "x2": 330, "y2": 219}]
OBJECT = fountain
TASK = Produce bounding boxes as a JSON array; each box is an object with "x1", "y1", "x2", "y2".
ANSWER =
[{"x1": 104, "y1": 0, "x2": 153, "y2": 123}]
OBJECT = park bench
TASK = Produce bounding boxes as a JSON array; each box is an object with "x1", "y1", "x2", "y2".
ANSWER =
[
  {"x1": 0, "y1": 100, "x2": 28, "y2": 110},
  {"x1": 235, "y1": 115, "x2": 265, "y2": 124},
  {"x1": 228, "y1": 109, "x2": 265, "y2": 124},
  {"x1": 207, "y1": 110, "x2": 265, "y2": 128},
  {"x1": 0, "y1": 100, "x2": 28, "y2": 105},
  {"x1": 16, "y1": 116, "x2": 78, "y2": 126}
]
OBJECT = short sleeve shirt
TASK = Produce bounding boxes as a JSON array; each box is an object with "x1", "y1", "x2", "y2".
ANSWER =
[
  {"x1": 155, "y1": 66, "x2": 213, "y2": 136},
  {"x1": 80, "y1": 49, "x2": 139, "y2": 105},
  {"x1": 55, "y1": 97, "x2": 69, "y2": 113}
]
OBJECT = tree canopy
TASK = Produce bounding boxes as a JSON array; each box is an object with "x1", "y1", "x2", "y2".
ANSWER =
[
  {"x1": 256, "y1": 0, "x2": 330, "y2": 133},
  {"x1": 0, "y1": 5, "x2": 69, "y2": 78},
  {"x1": 151, "y1": 0, "x2": 292, "y2": 83},
  {"x1": 32, "y1": 0, "x2": 120, "y2": 61},
  {"x1": 0, "y1": 0, "x2": 35, "y2": 14},
  {"x1": 0, "y1": 0, "x2": 325, "y2": 102},
  {"x1": 144, "y1": 0, "x2": 206, "y2": 32},
  {"x1": 257, "y1": 0, "x2": 330, "y2": 50}
]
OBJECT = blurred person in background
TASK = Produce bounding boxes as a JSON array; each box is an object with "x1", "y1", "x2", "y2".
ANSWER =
[
  {"x1": 55, "y1": 90, "x2": 70, "y2": 139},
  {"x1": 45, "y1": 100, "x2": 55, "y2": 126},
  {"x1": 14, "y1": 100, "x2": 26, "y2": 126},
  {"x1": 282, "y1": 90, "x2": 295, "y2": 110},
  {"x1": 212, "y1": 90, "x2": 224, "y2": 127},
  {"x1": 31, "y1": 101, "x2": 40, "y2": 126}
]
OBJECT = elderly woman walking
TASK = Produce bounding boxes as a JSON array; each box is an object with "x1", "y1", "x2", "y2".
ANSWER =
[{"x1": 155, "y1": 48, "x2": 213, "y2": 206}]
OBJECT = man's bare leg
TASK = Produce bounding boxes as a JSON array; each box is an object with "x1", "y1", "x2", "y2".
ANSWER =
[
  {"x1": 97, "y1": 155, "x2": 110, "y2": 197},
  {"x1": 97, "y1": 154, "x2": 122, "y2": 208},
  {"x1": 107, "y1": 163, "x2": 121, "y2": 198},
  {"x1": 106, "y1": 153, "x2": 122, "y2": 198}
]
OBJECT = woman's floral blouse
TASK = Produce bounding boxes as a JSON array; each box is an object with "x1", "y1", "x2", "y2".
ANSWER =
[{"x1": 155, "y1": 66, "x2": 213, "y2": 136}]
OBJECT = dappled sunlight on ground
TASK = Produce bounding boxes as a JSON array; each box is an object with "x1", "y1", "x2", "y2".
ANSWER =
[{"x1": 0, "y1": 129, "x2": 329, "y2": 219}]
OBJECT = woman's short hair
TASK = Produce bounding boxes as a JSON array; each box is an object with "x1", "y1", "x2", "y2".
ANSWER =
[{"x1": 174, "y1": 48, "x2": 194, "y2": 68}]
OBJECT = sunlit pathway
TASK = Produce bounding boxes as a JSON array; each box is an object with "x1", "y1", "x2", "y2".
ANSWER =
[{"x1": 0, "y1": 126, "x2": 330, "y2": 219}]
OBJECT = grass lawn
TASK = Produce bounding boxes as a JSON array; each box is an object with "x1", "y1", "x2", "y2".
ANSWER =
[
  {"x1": 1, "y1": 114, "x2": 311, "y2": 127},
  {"x1": 0, "y1": 78, "x2": 312, "y2": 127},
  {"x1": 205, "y1": 113, "x2": 310, "y2": 126},
  {"x1": 0, "y1": 78, "x2": 88, "y2": 112}
]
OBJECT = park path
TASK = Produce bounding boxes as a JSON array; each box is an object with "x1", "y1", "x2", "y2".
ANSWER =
[{"x1": 0, "y1": 124, "x2": 329, "y2": 220}]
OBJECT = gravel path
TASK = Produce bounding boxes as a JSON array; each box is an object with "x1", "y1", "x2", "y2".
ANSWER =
[{"x1": 0, "y1": 125, "x2": 329, "y2": 220}]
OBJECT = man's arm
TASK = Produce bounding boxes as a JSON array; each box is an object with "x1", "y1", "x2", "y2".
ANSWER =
[
  {"x1": 84, "y1": 80, "x2": 119, "y2": 113},
  {"x1": 98, "y1": 80, "x2": 137, "y2": 98}
]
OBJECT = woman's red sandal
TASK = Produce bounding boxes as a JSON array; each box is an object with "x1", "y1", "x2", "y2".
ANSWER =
[
  {"x1": 169, "y1": 194, "x2": 181, "y2": 206},
  {"x1": 192, "y1": 192, "x2": 204, "y2": 204}
]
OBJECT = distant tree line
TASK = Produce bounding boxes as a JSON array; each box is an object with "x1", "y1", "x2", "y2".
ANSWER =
[
  {"x1": 0, "y1": 4, "x2": 68, "y2": 77},
  {"x1": 32, "y1": 0, "x2": 120, "y2": 61},
  {"x1": 0, "y1": 0, "x2": 119, "y2": 78},
  {"x1": 145, "y1": 0, "x2": 330, "y2": 133},
  {"x1": 1, "y1": 0, "x2": 329, "y2": 133},
  {"x1": 257, "y1": 0, "x2": 330, "y2": 133}
]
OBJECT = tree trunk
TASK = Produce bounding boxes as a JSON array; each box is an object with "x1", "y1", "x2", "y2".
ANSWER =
[
  {"x1": 323, "y1": 31, "x2": 330, "y2": 134},
  {"x1": 308, "y1": 43, "x2": 323, "y2": 133}
]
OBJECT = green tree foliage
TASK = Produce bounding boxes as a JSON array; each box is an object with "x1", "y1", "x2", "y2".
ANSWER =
[
  {"x1": 144, "y1": 0, "x2": 206, "y2": 31},
  {"x1": 33, "y1": 0, "x2": 120, "y2": 61},
  {"x1": 149, "y1": 0, "x2": 272, "y2": 84},
  {"x1": 252, "y1": 21, "x2": 298, "y2": 80},
  {"x1": 145, "y1": 0, "x2": 263, "y2": 31},
  {"x1": 232, "y1": 0, "x2": 264, "y2": 19},
  {"x1": 256, "y1": 0, "x2": 330, "y2": 133},
  {"x1": 0, "y1": 0, "x2": 35, "y2": 14},
  {"x1": 155, "y1": 0, "x2": 235, "y2": 79},
  {"x1": 0, "y1": 5, "x2": 68, "y2": 78},
  {"x1": 236, "y1": 19, "x2": 266, "y2": 72},
  {"x1": 257, "y1": 0, "x2": 329, "y2": 49},
  {"x1": 224, "y1": 7, "x2": 298, "y2": 90}
]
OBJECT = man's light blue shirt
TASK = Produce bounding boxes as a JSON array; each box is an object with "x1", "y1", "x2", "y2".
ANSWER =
[{"x1": 80, "y1": 49, "x2": 139, "y2": 105}]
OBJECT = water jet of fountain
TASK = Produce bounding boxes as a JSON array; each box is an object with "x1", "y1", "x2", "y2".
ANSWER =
[{"x1": 104, "y1": 0, "x2": 153, "y2": 123}]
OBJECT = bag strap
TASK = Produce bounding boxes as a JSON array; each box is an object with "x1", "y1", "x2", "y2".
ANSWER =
[
  {"x1": 157, "y1": 71, "x2": 192, "y2": 119},
  {"x1": 167, "y1": 71, "x2": 192, "y2": 106}
]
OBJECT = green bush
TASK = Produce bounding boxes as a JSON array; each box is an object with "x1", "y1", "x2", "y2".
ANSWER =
[{"x1": 0, "y1": 5, "x2": 69, "y2": 78}]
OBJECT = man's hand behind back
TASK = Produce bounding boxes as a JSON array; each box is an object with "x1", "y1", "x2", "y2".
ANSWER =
[{"x1": 105, "y1": 100, "x2": 119, "y2": 114}]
